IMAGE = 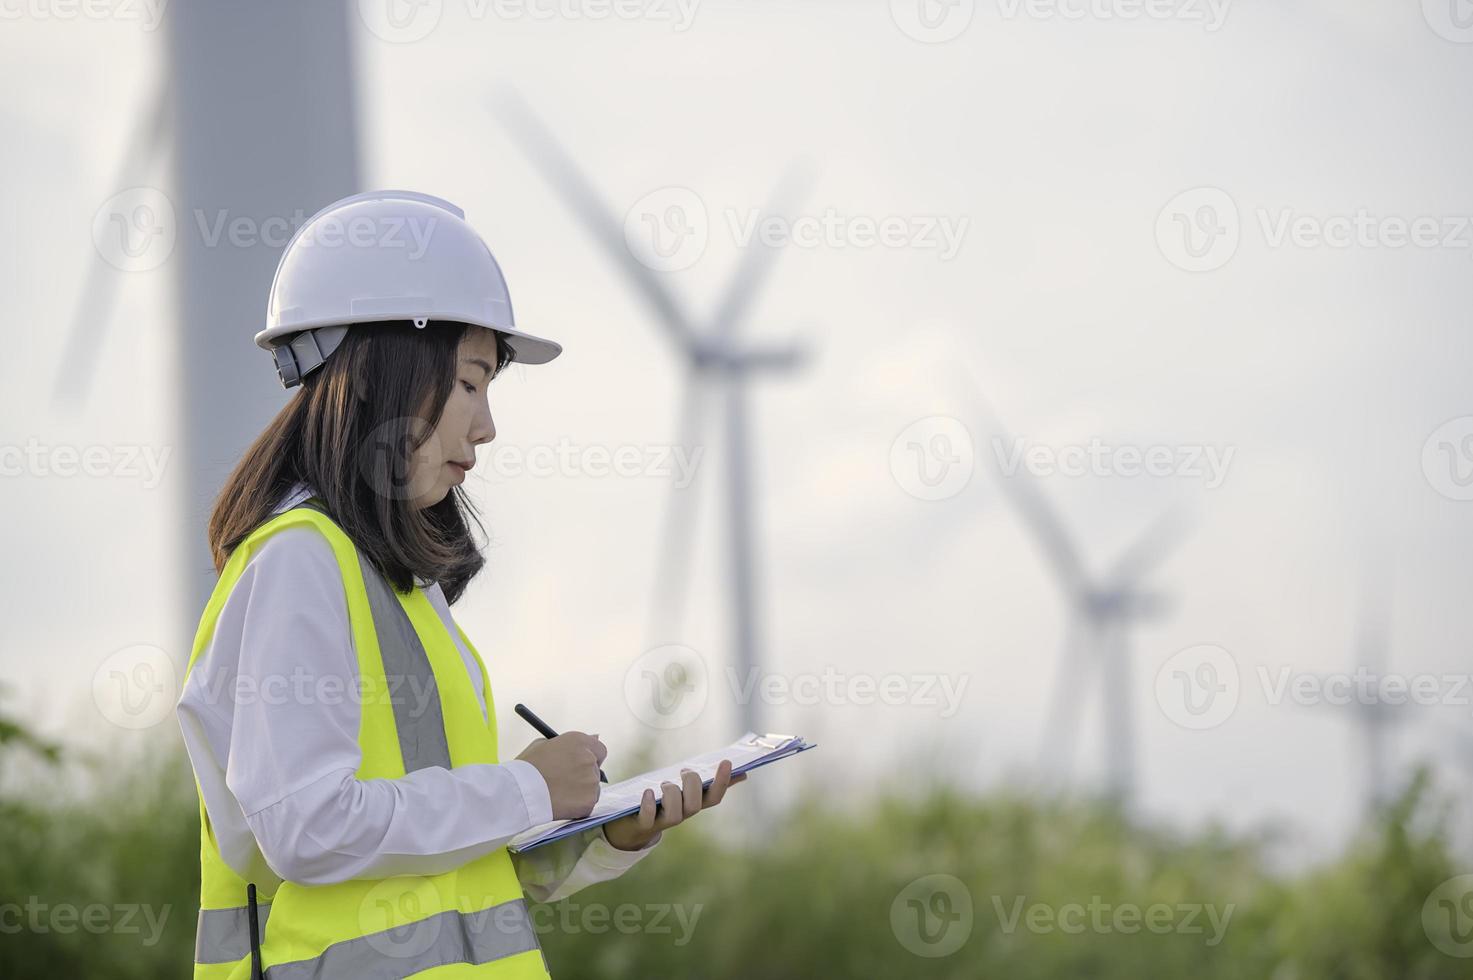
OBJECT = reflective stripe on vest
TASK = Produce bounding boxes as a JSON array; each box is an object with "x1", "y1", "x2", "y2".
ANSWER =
[
  {"x1": 263, "y1": 898, "x2": 540, "y2": 980},
  {"x1": 195, "y1": 903, "x2": 272, "y2": 965},
  {"x1": 298, "y1": 499, "x2": 453, "y2": 773}
]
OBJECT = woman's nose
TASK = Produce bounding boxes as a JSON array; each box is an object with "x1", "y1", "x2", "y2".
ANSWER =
[{"x1": 471, "y1": 411, "x2": 496, "y2": 446}]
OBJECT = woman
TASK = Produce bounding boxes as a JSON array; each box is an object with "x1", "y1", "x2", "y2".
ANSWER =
[{"x1": 175, "y1": 190, "x2": 741, "y2": 980}]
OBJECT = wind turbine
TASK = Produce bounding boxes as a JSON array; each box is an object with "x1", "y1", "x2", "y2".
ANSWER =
[
  {"x1": 961, "y1": 364, "x2": 1191, "y2": 805},
  {"x1": 491, "y1": 89, "x2": 812, "y2": 739},
  {"x1": 53, "y1": 4, "x2": 362, "y2": 641},
  {"x1": 1338, "y1": 556, "x2": 1410, "y2": 815}
]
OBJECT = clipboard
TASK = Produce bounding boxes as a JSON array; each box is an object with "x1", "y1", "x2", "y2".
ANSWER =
[{"x1": 508, "y1": 732, "x2": 817, "y2": 853}]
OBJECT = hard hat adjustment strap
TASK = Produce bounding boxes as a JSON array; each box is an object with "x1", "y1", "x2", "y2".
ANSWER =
[{"x1": 272, "y1": 326, "x2": 349, "y2": 390}]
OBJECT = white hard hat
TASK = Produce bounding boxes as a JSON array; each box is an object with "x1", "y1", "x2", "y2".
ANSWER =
[{"x1": 257, "y1": 189, "x2": 562, "y2": 388}]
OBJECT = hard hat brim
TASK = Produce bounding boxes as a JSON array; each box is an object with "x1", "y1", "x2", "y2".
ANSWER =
[
  {"x1": 495, "y1": 325, "x2": 562, "y2": 365},
  {"x1": 256, "y1": 316, "x2": 562, "y2": 366}
]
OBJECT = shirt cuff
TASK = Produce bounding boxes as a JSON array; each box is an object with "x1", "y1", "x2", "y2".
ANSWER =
[
  {"x1": 504, "y1": 759, "x2": 555, "y2": 828},
  {"x1": 582, "y1": 824, "x2": 662, "y2": 871}
]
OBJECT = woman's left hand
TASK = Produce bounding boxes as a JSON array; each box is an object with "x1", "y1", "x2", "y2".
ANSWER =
[{"x1": 602, "y1": 759, "x2": 746, "y2": 852}]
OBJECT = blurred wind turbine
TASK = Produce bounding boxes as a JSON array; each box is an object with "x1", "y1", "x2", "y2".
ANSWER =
[
  {"x1": 53, "y1": 4, "x2": 362, "y2": 637},
  {"x1": 961, "y1": 362, "x2": 1192, "y2": 805},
  {"x1": 1339, "y1": 557, "x2": 1410, "y2": 815},
  {"x1": 490, "y1": 88, "x2": 813, "y2": 740}
]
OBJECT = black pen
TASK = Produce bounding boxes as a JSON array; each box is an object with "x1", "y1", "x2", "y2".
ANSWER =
[{"x1": 514, "y1": 703, "x2": 609, "y2": 783}]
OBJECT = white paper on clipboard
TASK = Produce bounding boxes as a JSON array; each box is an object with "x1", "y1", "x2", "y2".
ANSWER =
[{"x1": 508, "y1": 732, "x2": 817, "y2": 853}]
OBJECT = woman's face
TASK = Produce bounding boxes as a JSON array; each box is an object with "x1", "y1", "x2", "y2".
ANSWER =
[{"x1": 406, "y1": 327, "x2": 501, "y2": 510}]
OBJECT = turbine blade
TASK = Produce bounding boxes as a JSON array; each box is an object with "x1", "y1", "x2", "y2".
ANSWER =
[
  {"x1": 1102, "y1": 506, "x2": 1194, "y2": 591},
  {"x1": 959, "y1": 360, "x2": 1090, "y2": 597},
  {"x1": 708, "y1": 161, "x2": 815, "y2": 342},
  {"x1": 490, "y1": 87, "x2": 703, "y2": 357},
  {"x1": 52, "y1": 82, "x2": 172, "y2": 406}
]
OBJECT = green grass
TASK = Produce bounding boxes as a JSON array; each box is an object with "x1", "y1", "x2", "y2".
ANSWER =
[{"x1": 3, "y1": 720, "x2": 1469, "y2": 979}]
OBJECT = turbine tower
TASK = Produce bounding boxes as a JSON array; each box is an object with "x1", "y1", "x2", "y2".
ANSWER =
[
  {"x1": 54, "y1": 2, "x2": 362, "y2": 644},
  {"x1": 1344, "y1": 556, "x2": 1406, "y2": 814}
]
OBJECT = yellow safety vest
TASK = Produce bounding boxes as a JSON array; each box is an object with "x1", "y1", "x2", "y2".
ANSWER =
[{"x1": 183, "y1": 499, "x2": 553, "y2": 980}]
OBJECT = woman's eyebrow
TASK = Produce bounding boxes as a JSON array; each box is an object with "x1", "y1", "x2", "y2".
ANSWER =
[{"x1": 461, "y1": 357, "x2": 494, "y2": 380}]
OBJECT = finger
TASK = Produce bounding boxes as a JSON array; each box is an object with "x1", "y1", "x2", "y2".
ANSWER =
[
  {"x1": 703, "y1": 759, "x2": 733, "y2": 807},
  {"x1": 564, "y1": 731, "x2": 608, "y2": 764},
  {"x1": 680, "y1": 769, "x2": 702, "y2": 817},
  {"x1": 637, "y1": 788, "x2": 657, "y2": 831},
  {"x1": 656, "y1": 781, "x2": 683, "y2": 830}
]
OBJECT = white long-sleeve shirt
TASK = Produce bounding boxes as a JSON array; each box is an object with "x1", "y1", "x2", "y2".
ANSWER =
[{"x1": 175, "y1": 482, "x2": 657, "y2": 904}]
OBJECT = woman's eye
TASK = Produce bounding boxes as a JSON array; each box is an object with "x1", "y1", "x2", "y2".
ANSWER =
[{"x1": 461, "y1": 381, "x2": 477, "y2": 394}]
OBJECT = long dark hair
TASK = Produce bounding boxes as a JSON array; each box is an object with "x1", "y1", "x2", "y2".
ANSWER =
[{"x1": 208, "y1": 319, "x2": 513, "y2": 604}]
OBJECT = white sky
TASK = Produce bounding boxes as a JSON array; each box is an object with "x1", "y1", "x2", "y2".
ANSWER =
[{"x1": 4, "y1": 0, "x2": 1473, "y2": 865}]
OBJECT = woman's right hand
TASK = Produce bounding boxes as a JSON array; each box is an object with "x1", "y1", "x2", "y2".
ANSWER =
[{"x1": 515, "y1": 732, "x2": 607, "y2": 820}]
